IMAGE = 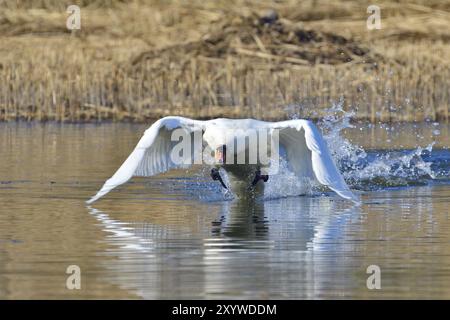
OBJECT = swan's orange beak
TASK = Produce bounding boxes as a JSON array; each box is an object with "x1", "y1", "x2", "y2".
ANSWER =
[{"x1": 215, "y1": 145, "x2": 226, "y2": 164}]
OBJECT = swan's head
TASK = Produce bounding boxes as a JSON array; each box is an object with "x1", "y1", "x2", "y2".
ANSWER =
[
  {"x1": 214, "y1": 144, "x2": 226, "y2": 164},
  {"x1": 203, "y1": 124, "x2": 250, "y2": 165},
  {"x1": 203, "y1": 130, "x2": 229, "y2": 164},
  {"x1": 203, "y1": 126, "x2": 228, "y2": 164}
]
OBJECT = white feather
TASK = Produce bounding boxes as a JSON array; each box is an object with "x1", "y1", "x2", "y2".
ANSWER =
[
  {"x1": 87, "y1": 117, "x2": 359, "y2": 204},
  {"x1": 270, "y1": 120, "x2": 360, "y2": 203},
  {"x1": 86, "y1": 117, "x2": 204, "y2": 204}
]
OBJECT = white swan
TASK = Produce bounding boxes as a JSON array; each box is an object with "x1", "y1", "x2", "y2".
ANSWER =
[{"x1": 87, "y1": 116, "x2": 359, "y2": 204}]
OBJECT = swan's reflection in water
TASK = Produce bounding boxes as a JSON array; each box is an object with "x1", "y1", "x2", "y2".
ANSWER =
[
  {"x1": 203, "y1": 198, "x2": 361, "y2": 299},
  {"x1": 88, "y1": 196, "x2": 361, "y2": 299}
]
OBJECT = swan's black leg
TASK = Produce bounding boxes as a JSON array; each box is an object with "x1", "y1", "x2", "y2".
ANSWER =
[
  {"x1": 251, "y1": 169, "x2": 269, "y2": 186},
  {"x1": 211, "y1": 168, "x2": 227, "y2": 189}
]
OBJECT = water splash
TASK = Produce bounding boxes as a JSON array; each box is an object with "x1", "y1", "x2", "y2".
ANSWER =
[
  {"x1": 263, "y1": 157, "x2": 315, "y2": 200},
  {"x1": 318, "y1": 101, "x2": 439, "y2": 190},
  {"x1": 186, "y1": 101, "x2": 444, "y2": 201}
]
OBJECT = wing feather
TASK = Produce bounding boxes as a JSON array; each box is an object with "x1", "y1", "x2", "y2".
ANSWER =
[
  {"x1": 270, "y1": 120, "x2": 359, "y2": 203},
  {"x1": 87, "y1": 116, "x2": 204, "y2": 204}
]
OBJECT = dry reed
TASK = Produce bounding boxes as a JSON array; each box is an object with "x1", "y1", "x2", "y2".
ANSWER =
[{"x1": 0, "y1": 0, "x2": 448, "y2": 122}]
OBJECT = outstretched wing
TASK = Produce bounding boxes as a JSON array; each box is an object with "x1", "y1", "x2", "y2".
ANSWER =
[
  {"x1": 269, "y1": 119, "x2": 359, "y2": 203},
  {"x1": 87, "y1": 116, "x2": 205, "y2": 204}
]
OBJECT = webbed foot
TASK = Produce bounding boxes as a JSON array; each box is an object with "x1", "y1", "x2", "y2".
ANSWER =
[
  {"x1": 211, "y1": 168, "x2": 227, "y2": 189},
  {"x1": 251, "y1": 169, "x2": 269, "y2": 186}
]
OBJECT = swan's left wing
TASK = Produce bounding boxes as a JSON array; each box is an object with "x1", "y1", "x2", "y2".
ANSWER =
[
  {"x1": 87, "y1": 116, "x2": 205, "y2": 204},
  {"x1": 269, "y1": 119, "x2": 359, "y2": 203}
]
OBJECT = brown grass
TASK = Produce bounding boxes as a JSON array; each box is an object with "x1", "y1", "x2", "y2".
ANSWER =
[{"x1": 0, "y1": 0, "x2": 448, "y2": 122}]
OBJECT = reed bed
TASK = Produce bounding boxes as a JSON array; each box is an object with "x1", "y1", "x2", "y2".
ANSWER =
[{"x1": 0, "y1": 0, "x2": 448, "y2": 122}]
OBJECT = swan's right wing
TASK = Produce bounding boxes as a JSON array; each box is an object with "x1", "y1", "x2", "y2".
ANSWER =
[
  {"x1": 87, "y1": 116, "x2": 205, "y2": 204},
  {"x1": 270, "y1": 119, "x2": 359, "y2": 203}
]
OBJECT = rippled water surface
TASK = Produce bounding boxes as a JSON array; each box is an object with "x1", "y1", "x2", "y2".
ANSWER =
[{"x1": 0, "y1": 121, "x2": 449, "y2": 299}]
